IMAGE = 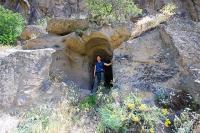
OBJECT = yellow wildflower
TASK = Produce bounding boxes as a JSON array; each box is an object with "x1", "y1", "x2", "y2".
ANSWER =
[
  {"x1": 132, "y1": 115, "x2": 140, "y2": 123},
  {"x1": 150, "y1": 128, "x2": 154, "y2": 133},
  {"x1": 161, "y1": 108, "x2": 168, "y2": 115},
  {"x1": 127, "y1": 103, "x2": 135, "y2": 110},
  {"x1": 139, "y1": 104, "x2": 147, "y2": 111},
  {"x1": 164, "y1": 118, "x2": 171, "y2": 127}
]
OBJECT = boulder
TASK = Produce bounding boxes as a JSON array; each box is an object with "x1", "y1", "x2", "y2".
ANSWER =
[
  {"x1": 113, "y1": 29, "x2": 179, "y2": 105},
  {"x1": 20, "y1": 25, "x2": 47, "y2": 41},
  {"x1": 113, "y1": 17, "x2": 200, "y2": 104},
  {"x1": 160, "y1": 17, "x2": 200, "y2": 102},
  {"x1": 0, "y1": 48, "x2": 55, "y2": 109},
  {"x1": 47, "y1": 18, "x2": 89, "y2": 35}
]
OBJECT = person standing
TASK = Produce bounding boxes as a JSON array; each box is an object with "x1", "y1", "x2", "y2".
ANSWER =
[{"x1": 92, "y1": 56, "x2": 112, "y2": 93}]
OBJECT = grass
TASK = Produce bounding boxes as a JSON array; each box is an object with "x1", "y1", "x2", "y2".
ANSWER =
[
  {"x1": 79, "y1": 95, "x2": 97, "y2": 110},
  {"x1": 0, "y1": 45, "x2": 15, "y2": 49},
  {"x1": 16, "y1": 87, "x2": 200, "y2": 133}
]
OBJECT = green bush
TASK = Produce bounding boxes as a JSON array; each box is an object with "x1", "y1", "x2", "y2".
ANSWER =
[
  {"x1": 79, "y1": 95, "x2": 96, "y2": 110},
  {"x1": 98, "y1": 93, "x2": 167, "y2": 133},
  {"x1": 0, "y1": 5, "x2": 25, "y2": 45},
  {"x1": 86, "y1": 0, "x2": 142, "y2": 23},
  {"x1": 99, "y1": 104, "x2": 127, "y2": 132}
]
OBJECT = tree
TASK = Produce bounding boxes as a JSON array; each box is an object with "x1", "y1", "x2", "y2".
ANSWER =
[
  {"x1": 0, "y1": 5, "x2": 25, "y2": 45},
  {"x1": 86, "y1": 0, "x2": 142, "y2": 24}
]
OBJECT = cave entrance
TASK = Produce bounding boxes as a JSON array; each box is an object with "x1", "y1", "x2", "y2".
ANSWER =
[{"x1": 86, "y1": 38, "x2": 113, "y2": 90}]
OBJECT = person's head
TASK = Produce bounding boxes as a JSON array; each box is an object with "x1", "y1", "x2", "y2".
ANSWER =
[{"x1": 97, "y1": 56, "x2": 101, "y2": 62}]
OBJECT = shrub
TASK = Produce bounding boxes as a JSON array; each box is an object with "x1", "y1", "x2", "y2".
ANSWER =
[
  {"x1": 160, "y1": 3, "x2": 176, "y2": 16},
  {"x1": 173, "y1": 108, "x2": 200, "y2": 133},
  {"x1": 0, "y1": 5, "x2": 25, "y2": 45},
  {"x1": 86, "y1": 0, "x2": 142, "y2": 24},
  {"x1": 79, "y1": 95, "x2": 96, "y2": 110},
  {"x1": 98, "y1": 93, "x2": 167, "y2": 132},
  {"x1": 99, "y1": 104, "x2": 127, "y2": 132}
]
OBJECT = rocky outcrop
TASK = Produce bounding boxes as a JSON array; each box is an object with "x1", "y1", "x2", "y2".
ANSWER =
[
  {"x1": 131, "y1": 13, "x2": 171, "y2": 39},
  {"x1": 1, "y1": 0, "x2": 200, "y2": 24},
  {"x1": 113, "y1": 17, "x2": 200, "y2": 104},
  {"x1": 22, "y1": 23, "x2": 130, "y2": 90},
  {"x1": 0, "y1": 48, "x2": 90, "y2": 110},
  {"x1": 20, "y1": 25, "x2": 47, "y2": 40},
  {"x1": 0, "y1": 49, "x2": 54, "y2": 109},
  {"x1": 47, "y1": 18, "x2": 89, "y2": 35},
  {"x1": 137, "y1": 0, "x2": 200, "y2": 21},
  {"x1": 1, "y1": 0, "x2": 87, "y2": 24},
  {"x1": 160, "y1": 18, "x2": 200, "y2": 102},
  {"x1": 113, "y1": 29, "x2": 179, "y2": 105}
]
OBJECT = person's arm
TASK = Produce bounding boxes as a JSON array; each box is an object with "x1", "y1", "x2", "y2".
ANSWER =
[
  {"x1": 94, "y1": 65, "x2": 96, "y2": 77},
  {"x1": 104, "y1": 62, "x2": 112, "y2": 66}
]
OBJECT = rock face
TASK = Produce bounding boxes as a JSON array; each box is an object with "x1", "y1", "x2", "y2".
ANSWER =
[
  {"x1": 1, "y1": 0, "x2": 200, "y2": 23},
  {"x1": 137, "y1": 0, "x2": 200, "y2": 21},
  {"x1": 0, "y1": 49, "x2": 55, "y2": 109},
  {"x1": 113, "y1": 17, "x2": 200, "y2": 104},
  {"x1": 0, "y1": 48, "x2": 91, "y2": 110},
  {"x1": 113, "y1": 29, "x2": 178, "y2": 105},
  {"x1": 1, "y1": 0, "x2": 87, "y2": 24},
  {"x1": 22, "y1": 22, "x2": 130, "y2": 90},
  {"x1": 160, "y1": 18, "x2": 200, "y2": 102},
  {"x1": 47, "y1": 18, "x2": 89, "y2": 35},
  {"x1": 20, "y1": 25, "x2": 47, "y2": 40}
]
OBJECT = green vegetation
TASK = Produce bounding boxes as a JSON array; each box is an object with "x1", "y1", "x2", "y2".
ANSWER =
[
  {"x1": 17, "y1": 86, "x2": 200, "y2": 133},
  {"x1": 160, "y1": 3, "x2": 176, "y2": 16},
  {"x1": 0, "y1": 5, "x2": 25, "y2": 45},
  {"x1": 79, "y1": 95, "x2": 96, "y2": 110},
  {"x1": 98, "y1": 93, "x2": 166, "y2": 132},
  {"x1": 86, "y1": 0, "x2": 142, "y2": 23},
  {"x1": 17, "y1": 106, "x2": 52, "y2": 133}
]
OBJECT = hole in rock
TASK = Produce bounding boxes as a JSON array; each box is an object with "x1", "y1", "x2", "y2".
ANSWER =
[
  {"x1": 86, "y1": 38, "x2": 113, "y2": 90},
  {"x1": 50, "y1": 38, "x2": 113, "y2": 90}
]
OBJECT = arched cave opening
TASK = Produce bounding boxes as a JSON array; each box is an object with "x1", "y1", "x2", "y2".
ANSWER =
[
  {"x1": 86, "y1": 38, "x2": 113, "y2": 90},
  {"x1": 50, "y1": 37, "x2": 114, "y2": 90}
]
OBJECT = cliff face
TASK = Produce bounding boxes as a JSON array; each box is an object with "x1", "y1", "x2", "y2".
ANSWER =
[
  {"x1": 137, "y1": 0, "x2": 200, "y2": 21},
  {"x1": 1, "y1": 0, "x2": 200, "y2": 23},
  {"x1": 113, "y1": 17, "x2": 200, "y2": 105},
  {"x1": 0, "y1": 0, "x2": 87, "y2": 24}
]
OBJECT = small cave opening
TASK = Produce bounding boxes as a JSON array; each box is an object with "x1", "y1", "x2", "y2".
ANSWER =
[
  {"x1": 86, "y1": 38, "x2": 113, "y2": 90},
  {"x1": 49, "y1": 37, "x2": 114, "y2": 90}
]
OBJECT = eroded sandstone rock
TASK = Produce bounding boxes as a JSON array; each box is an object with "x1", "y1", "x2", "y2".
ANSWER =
[
  {"x1": 20, "y1": 25, "x2": 47, "y2": 41},
  {"x1": 22, "y1": 24, "x2": 130, "y2": 90},
  {"x1": 47, "y1": 18, "x2": 89, "y2": 35}
]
